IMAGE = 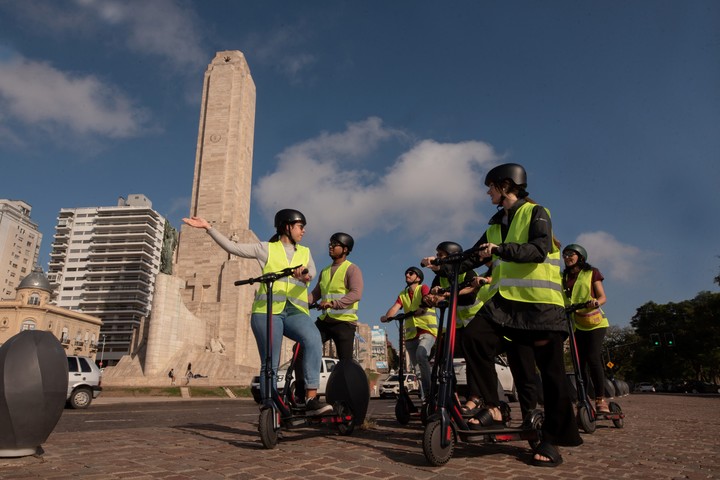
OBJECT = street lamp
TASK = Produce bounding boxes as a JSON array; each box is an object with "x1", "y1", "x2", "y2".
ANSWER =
[{"x1": 99, "y1": 334, "x2": 106, "y2": 367}]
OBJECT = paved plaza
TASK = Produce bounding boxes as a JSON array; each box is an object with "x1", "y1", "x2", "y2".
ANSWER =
[{"x1": 1, "y1": 394, "x2": 718, "y2": 479}]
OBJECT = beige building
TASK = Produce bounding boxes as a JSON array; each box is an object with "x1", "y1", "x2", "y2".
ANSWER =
[
  {"x1": 0, "y1": 266, "x2": 103, "y2": 356},
  {"x1": 0, "y1": 199, "x2": 42, "y2": 300}
]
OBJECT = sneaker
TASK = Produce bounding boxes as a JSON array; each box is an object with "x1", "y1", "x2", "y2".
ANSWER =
[{"x1": 305, "y1": 396, "x2": 333, "y2": 416}]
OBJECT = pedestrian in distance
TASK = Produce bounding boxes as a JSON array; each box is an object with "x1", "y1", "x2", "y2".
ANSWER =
[
  {"x1": 183, "y1": 209, "x2": 332, "y2": 416},
  {"x1": 562, "y1": 243, "x2": 612, "y2": 413},
  {"x1": 380, "y1": 266, "x2": 438, "y2": 403},
  {"x1": 168, "y1": 368, "x2": 175, "y2": 386}
]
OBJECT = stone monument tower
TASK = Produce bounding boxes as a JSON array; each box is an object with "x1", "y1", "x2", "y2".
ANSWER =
[{"x1": 128, "y1": 51, "x2": 263, "y2": 383}]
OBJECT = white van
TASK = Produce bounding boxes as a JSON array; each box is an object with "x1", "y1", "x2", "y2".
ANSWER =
[
  {"x1": 251, "y1": 356, "x2": 339, "y2": 403},
  {"x1": 67, "y1": 355, "x2": 103, "y2": 409}
]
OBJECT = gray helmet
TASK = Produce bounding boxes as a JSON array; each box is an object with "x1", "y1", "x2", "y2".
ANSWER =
[
  {"x1": 274, "y1": 209, "x2": 306, "y2": 230},
  {"x1": 563, "y1": 243, "x2": 588, "y2": 261},
  {"x1": 330, "y1": 232, "x2": 354, "y2": 253},
  {"x1": 436, "y1": 241, "x2": 463, "y2": 255},
  {"x1": 405, "y1": 266, "x2": 424, "y2": 283},
  {"x1": 484, "y1": 163, "x2": 527, "y2": 188}
]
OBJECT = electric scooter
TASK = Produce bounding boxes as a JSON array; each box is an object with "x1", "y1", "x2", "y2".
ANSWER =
[
  {"x1": 382, "y1": 301, "x2": 449, "y2": 426},
  {"x1": 421, "y1": 252, "x2": 544, "y2": 467},
  {"x1": 566, "y1": 302, "x2": 625, "y2": 433},
  {"x1": 234, "y1": 266, "x2": 357, "y2": 449}
]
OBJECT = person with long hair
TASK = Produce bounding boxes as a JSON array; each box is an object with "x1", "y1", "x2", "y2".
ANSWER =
[
  {"x1": 562, "y1": 243, "x2": 611, "y2": 413},
  {"x1": 423, "y1": 163, "x2": 582, "y2": 467},
  {"x1": 183, "y1": 209, "x2": 331, "y2": 416}
]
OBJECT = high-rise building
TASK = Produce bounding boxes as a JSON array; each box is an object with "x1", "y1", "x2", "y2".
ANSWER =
[
  {"x1": 0, "y1": 199, "x2": 42, "y2": 300},
  {"x1": 47, "y1": 194, "x2": 166, "y2": 365}
]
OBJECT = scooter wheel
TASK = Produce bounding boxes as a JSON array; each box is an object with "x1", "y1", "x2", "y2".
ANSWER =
[
  {"x1": 395, "y1": 398, "x2": 411, "y2": 425},
  {"x1": 258, "y1": 407, "x2": 280, "y2": 449},
  {"x1": 577, "y1": 404, "x2": 596, "y2": 434},
  {"x1": 610, "y1": 402, "x2": 624, "y2": 429},
  {"x1": 422, "y1": 419, "x2": 455, "y2": 466},
  {"x1": 336, "y1": 402, "x2": 355, "y2": 436},
  {"x1": 525, "y1": 409, "x2": 544, "y2": 450}
]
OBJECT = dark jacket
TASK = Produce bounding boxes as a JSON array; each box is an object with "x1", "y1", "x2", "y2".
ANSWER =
[{"x1": 466, "y1": 199, "x2": 566, "y2": 334}]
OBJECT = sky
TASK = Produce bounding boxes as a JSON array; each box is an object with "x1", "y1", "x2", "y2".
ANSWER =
[{"x1": 1, "y1": 0, "x2": 719, "y2": 349}]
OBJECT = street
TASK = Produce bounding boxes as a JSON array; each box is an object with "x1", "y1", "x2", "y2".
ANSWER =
[{"x1": 2, "y1": 394, "x2": 719, "y2": 478}]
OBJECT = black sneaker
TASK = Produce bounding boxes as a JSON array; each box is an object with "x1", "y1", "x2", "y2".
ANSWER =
[{"x1": 305, "y1": 397, "x2": 333, "y2": 416}]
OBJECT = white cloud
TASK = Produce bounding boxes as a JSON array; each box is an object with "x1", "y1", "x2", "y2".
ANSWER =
[
  {"x1": 245, "y1": 22, "x2": 317, "y2": 80},
  {"x1": 574, "y1": 231, "x2": 647, "y2": 282},
  {"x1": 254, "y1": 117, "x2": 499, "y2": 250},
  {"x1": 73, "y1": 0, "x2": 206, "y2": 69},
  {"x1": 0, "y1": 54, "x2": 147, "y2": 138}
]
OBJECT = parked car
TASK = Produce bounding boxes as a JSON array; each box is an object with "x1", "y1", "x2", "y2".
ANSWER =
[
  {"x1": 250, "y1": 356, "x2": 339, "y2": 403},
  {"x1": 633, "y1": 382, "x2": 655, "y2": 393},
  {"x1": 454, "y1": 355, "x2": 517, "y2": 402},
  {"x1": 67, "y1": 355, "x2": 103, "y2": 409},
  {"x1": 379, "y1": 374, "x2": 420, "y2": 397}
]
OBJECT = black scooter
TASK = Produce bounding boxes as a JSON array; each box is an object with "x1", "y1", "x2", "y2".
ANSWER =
[
  {"x1": 382, "y1": 301, "x2": 449, "y2": 425},
  {"x1": 421, "y1": 252, "x2": 544, "y2": 467},
  {"x1": 565, "y1": 302, "x2": 625, "y2": 433},
  {"x1": 235, "y1": 266, "x2": 361, "y2": 449}
]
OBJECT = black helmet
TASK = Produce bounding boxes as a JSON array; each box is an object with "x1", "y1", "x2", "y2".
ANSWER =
[
  {"x1": 436, "y1": 241, "x2": 463, "y2": 255},
  {"x1": 484, "y1": 163, "x2": 527, "y2": 188},
  {"x1": 330, "y1": 232, "x2": 354, "y2": 253},
  {"x1": 274, "y1": 209, "x2": 306, "y2": 230},
  {"x1": 405, "y1": 266, "x2": 424, "y2": 282},
  {"x1": 563, "y1": 243, "x2": 588, "y2": 261}
]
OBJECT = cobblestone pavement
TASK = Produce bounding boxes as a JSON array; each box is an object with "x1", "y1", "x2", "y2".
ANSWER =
[{"x1": 1, "y1": 394, "x2": 718, "y2": 479}]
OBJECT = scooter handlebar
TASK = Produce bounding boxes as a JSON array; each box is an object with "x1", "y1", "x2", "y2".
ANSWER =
[
  {"x1": 565, "y1": 301, "x2": 595, "y2": 313},
  {"x1": 234, "y1": 265, "x2": 306, "y2": 286},
  {"x1": 384, "y1": 310, "x2": 417, "y2": 322}
]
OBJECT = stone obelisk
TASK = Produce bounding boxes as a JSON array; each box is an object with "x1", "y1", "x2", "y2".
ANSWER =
[{"x1": 172, "y1": 50, "x2": 262, "y2": 370}]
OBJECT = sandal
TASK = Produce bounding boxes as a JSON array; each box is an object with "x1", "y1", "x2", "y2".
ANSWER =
[
  {"x1": 461, "y1": 398, "x2": 482, "y2": 416},
  {"x1": 468, "y1": 408, "x2": 506, "y2": 430},
  {"x1": 596, "y1": 398, "x2": 610, "y2": 414},
  {"x1": 531, "y1": 441, "x2": 563, "y2": 468}
]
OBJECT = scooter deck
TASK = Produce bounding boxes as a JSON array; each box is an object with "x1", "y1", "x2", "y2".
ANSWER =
[{"x1": 456, "y1": 424, "x2": 541, "y2": 443}]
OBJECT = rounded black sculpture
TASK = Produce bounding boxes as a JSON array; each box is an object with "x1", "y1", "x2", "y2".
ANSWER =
[{"x1": 0, "y1": 330, "x2": 68, "y2": 457}]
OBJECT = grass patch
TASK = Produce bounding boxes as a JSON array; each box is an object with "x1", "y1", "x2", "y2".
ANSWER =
[
  {"x1": 227, "y1": 386, "x2": 253, "y2": 398},
  {"x1": 102, "y1": 387, "x2": 181, "y2": 397},
  {"x1": 188, "y1": 387, "x2": 229, "y2": 398}
]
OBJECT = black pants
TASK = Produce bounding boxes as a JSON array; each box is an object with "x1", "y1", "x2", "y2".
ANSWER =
[
  {"x1": 463, "y1": 315, "x2": 582, "y2": 447},
  {"x1": 575, "y1": 327, "x2": 607, "y2": 398},
  {"x1": 294, "y1": 320, "x2": 357, "y2": 398}
]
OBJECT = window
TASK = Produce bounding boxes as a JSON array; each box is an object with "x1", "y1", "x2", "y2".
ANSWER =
[
  {"x1": 67, "y1": 357, "x2": 78, "y2": 373},
  {"x1": 21, "y1": 319, "x2": 36, "y2": 331},
  {"x1": 28, "y1": 294, "x2": 40, "y2": 306},
  {"x1": 78, "y1": 357, "x2": 93, "y2": 373}
]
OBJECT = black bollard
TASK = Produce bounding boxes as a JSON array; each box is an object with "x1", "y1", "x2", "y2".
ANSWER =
[{"x1": 0, "y1": 330, "x2": 68, "y2": 457}]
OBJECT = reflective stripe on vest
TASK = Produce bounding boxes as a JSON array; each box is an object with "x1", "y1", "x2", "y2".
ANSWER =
[
  {"x1": 318, "y1": 260, "x2": 358, "y2": 322},
  {"x1": 399, "y1": 285, "x2": 438, "y2": 340},
  {"x1": 486, "y1": 202, "x2": 565, "y2": 306},
  {"x1": 567, "y1": 269, "x2": 609, "y2": 330},
  {"x1": 252, "y1": 241, "x2": 310, "y2": 315}
]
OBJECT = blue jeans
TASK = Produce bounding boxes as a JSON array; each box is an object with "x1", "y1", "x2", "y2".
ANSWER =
[
  {"x1": 406, "y1": 333, "x2": 435, "y2": 401},
  {"x1": 251, "y1": 303, "x2": 323, "y2": 398}
]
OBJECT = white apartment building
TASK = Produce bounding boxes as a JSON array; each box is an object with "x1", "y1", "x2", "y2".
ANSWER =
[
  {"x1": 47, "y1": 194, "x2": 166, "y2": 365},
  {"x1": 0, "y1": 199, "x2": 42, "y2": 300}
]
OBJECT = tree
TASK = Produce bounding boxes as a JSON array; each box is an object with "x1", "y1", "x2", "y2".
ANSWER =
[{"x1": 630, "y1": 292, "x2": 720, "y2": 383}]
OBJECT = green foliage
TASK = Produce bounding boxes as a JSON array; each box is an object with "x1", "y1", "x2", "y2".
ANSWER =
[{"x1": 629, "y1": 292, "x2": 720, "y2": 383}]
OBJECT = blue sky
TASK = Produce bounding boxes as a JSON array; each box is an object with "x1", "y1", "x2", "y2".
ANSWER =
[{"x1": 1, "y1": 1, "x2": 718, "y2": 348}]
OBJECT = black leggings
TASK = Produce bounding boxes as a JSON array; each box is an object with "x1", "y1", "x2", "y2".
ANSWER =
[{"x1": 575, "y1": 327, "x2": 607, "y2": 398}]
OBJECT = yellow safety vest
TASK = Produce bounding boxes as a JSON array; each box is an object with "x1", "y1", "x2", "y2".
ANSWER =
[
  {"x1": 399, "y1": 285, "x2": 438, "y2": 340},
  {"x1": 486, "y1": 202, "x2": 564, "y2": 306},
  {"x1": 566, "y1": 269, "x2": 609, "y2": 331},
  {"x1": 252, "y1": 241, "x2": 310, "y2": 315},
  {"x1": 318, "y1": 260, "x2": 359, "y2": 322},
  {"x1": 439, "y1": 274, "x2": 486, "y2": 328}
]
